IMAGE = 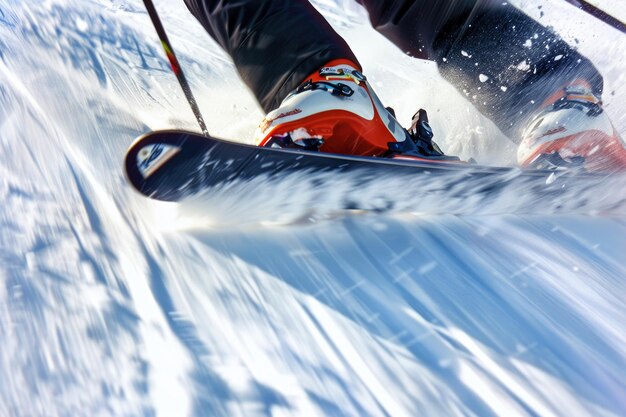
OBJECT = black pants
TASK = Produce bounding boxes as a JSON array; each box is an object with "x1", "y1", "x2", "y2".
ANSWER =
[{"x1": 183, "y1": 0, "x2": 603, "y2": 139}]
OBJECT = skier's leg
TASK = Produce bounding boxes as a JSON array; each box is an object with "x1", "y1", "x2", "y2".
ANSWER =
[
  {"x1": 182, "y1": 0, "x2": 359, "y2": 113},
  {"x1": 354, "y1": 0, "x2": 478, "y2": 61},
  {"x1": 358, "y1": 1, "x2": 626, "y2": 170},
  {"x1": 183, "y1": 0, "x2": 441, "y2": 158},
  {"x1": 356, "y1": 0, "x2": 603, "y2": 138}
]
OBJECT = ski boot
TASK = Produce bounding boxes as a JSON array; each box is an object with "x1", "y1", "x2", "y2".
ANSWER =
[
  {"x1": 518, "y1": 81, "x2": 626, "y2": 172},
  {"x1": 256, "y1": 60, "x2": 457, "y2": 161}
]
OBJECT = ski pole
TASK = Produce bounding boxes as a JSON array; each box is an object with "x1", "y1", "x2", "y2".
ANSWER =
[
  {"x1": 142, "y1": 0, "x2": 209, "y2": 136},
  {"x1": 563, "y1": 0, "x2": 626, "y2": 34}
]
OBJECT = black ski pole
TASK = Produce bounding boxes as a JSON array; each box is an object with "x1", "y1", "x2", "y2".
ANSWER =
[
  {"x1": 563, "y1": 0, "x2": 626, "y2": 35},
  {"x1": 142, "y1": 0, "x2": 209, "y2": 136}
]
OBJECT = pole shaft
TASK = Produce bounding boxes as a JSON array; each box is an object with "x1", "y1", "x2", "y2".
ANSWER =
[
  {"x1": 563, "y1": 0, "x2": 626, "y2": 34},
  {"x1": 143, "y1": 0, "x2": 209, "y2": 136}
]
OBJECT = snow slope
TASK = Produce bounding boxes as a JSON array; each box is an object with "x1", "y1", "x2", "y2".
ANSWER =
[{"x1": 0, "y1": 0, "x2": 625, "y2": 416}]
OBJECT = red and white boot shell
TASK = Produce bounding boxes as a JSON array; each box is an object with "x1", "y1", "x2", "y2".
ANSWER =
[
  {"x1": 518, "y1": 86, "x2": 626, "y2": 172},
  {"x1": 254, "y1": 60, "x2": 409, "y2": 157}
]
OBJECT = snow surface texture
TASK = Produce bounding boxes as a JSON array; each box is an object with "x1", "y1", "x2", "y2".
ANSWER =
[{"x1": 1, "y1": 0, "x2": 626, "y2": 416}]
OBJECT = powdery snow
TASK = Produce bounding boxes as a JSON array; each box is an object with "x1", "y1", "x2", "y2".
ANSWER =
[{"x1": 0, "y1": 1, "x2": 625, "y2": 417}]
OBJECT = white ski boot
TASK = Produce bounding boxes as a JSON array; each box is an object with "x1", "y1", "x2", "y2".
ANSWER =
[{"x1": 518, "y1": 83, "x2": 626, "y2": 172}]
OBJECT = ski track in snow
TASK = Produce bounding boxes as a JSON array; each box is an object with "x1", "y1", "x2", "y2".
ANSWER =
[{"x1": 0, "y1": 0, "x2": 625, "y2": 416}]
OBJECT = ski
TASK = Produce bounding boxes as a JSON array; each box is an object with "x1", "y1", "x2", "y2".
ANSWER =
[{"x1": 123, "y1": 130, "x2": 624, "y2": 215}]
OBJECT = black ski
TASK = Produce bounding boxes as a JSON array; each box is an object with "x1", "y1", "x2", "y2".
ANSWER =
[{"x1": 123, "y1": 130, "x2": 620, "y2": 217}]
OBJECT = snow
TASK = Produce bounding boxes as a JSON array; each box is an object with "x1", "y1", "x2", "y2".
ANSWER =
[
  {"x1": 1, "y1": 0, "x2": 626, "y2": 416},
  {"x1": 517, "y1": 60, "x2": 531, "y2": 71}
]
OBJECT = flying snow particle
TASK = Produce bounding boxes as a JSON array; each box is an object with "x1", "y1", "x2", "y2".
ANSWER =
[
  {"x1": 76, "y1": 17, "x2": 89, "y2": 32},
  {"x1": 479, "y1": 74, "x2": 489, "y2": 83},
  {"x1": 554, "y1": 54, "x2": 563, "y2": 61},
  {"x1": 500, "y1": 86, "x2": 508, "y2": 92},
  {"x1": 516, "y1": 60, "x2": 530, "y2": 71},
  {"x1": 523, "y1": 39, "x2": 532, "y2": 48}
]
